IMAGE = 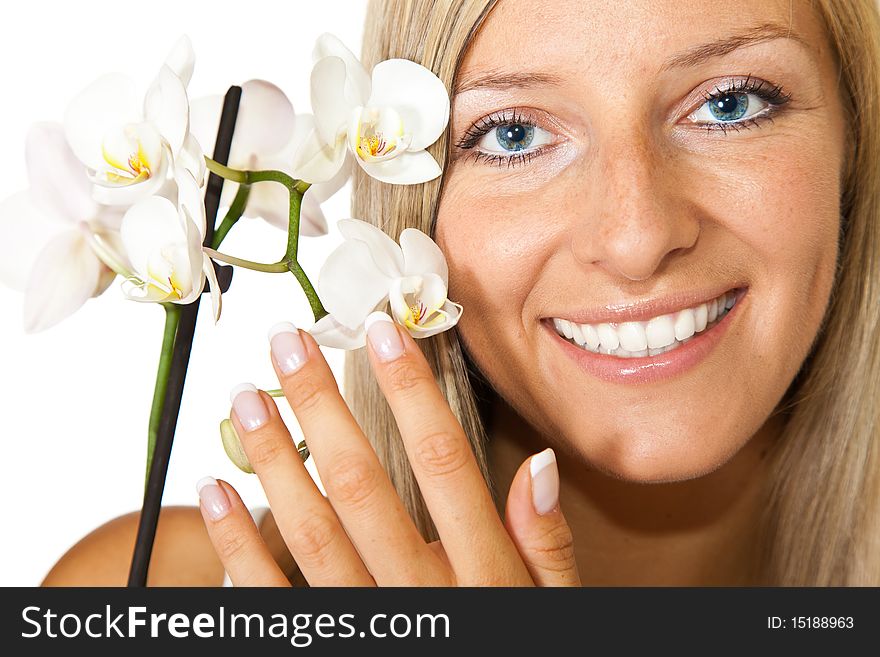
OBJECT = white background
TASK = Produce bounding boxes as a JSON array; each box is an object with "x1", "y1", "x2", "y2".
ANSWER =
[{"x1": 0, "y1": 0, "x2": 368, "y2": 585}]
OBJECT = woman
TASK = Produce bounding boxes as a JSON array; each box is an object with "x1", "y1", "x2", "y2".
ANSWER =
[{"x1": 44, "y1": 0, "x2": 880, "y2": 586}]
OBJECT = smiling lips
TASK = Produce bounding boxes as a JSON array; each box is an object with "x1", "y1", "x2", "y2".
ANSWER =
[{"x1": 550, "y1": 289, "x2": 740, "y2": 359}]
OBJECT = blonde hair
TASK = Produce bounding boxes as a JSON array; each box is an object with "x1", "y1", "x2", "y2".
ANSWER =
[{"x1": 342, "y1": 0, "x2": 880, "y2": 584}]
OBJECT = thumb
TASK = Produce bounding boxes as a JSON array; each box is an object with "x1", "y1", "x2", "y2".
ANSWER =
[{"x1": 504, "y1": 448, "x2": 581, "y2": 586}]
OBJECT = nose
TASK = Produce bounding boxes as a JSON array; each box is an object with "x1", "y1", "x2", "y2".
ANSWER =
[{"x1": 570, "y1": 128, "x2": 699, "y2": 281}]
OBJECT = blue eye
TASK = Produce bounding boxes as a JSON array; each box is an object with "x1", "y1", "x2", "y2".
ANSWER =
[
  {"x1": 479, "y1": 120, "x2": 553, "y2": 154},
  {"x1": 687, "y1": 77, "x2": 793, "y2": 130},
  {"x1": 494, "y1": 123, "x2": 534, "y2": 151},
  {"x1": 691, "y1": 91, "x2": 768, "y2": 124},
  {"x1": 454, "y1": 107, "x2": 558, "y2": 168}
]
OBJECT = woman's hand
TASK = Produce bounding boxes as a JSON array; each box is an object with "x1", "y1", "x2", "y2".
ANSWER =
[{"x1": 197, "y1": 312, "x2": 580, "y2": 586}]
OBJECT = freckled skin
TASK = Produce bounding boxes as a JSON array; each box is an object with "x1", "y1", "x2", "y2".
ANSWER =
[{"x1": 435, "y1": 0, "x2": 846, "y2": 483}]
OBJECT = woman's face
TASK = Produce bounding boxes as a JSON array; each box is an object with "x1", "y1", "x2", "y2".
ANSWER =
[{"x1": 434, "y1": 0, "x2": 847, "y2": 482}]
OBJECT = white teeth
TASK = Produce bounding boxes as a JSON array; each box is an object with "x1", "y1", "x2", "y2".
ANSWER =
[
  {"x1": 618, "y1": 322, "x2": 647, "y2": 352},
  {"x1": 707, "y1": 298, "x2": 718, "y2": 323},
  {"x1": 582, "y1": 323, "x2": 600, "y2": 350},
  {"x1": 560, "y1": 318, "x2": 574, "y2": 340},
  {"x1": 597, "y1": 323, "x2": 619, "y2": 351},
  {"x1": 694, "y1": 303, "x2": 708, "y2": 332},
  {"x1": 553, "y1": 289, "x2": 740, "y2": 359},
  {"x1": 570, "y1": 321, "x2": 586, "y2": 346},
  {"x1": 673, "y1": 309, "x2": 696, "y2": 341},
  {"x1": 645, "y1": 315, "x2": 676, "y2": 349}
]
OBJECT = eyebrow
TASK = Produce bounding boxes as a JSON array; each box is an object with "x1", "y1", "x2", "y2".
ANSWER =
[
  {"x1": 454, "y1": 22, "x2": 810, "y2": 95},
  {"x1": 660, "y1": 21, "x2": 810, "y2": 71}
]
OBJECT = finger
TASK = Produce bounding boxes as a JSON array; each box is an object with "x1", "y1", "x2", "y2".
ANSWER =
[
  {"x1": 229, "y1": 384, "x2": 375, "y2": 586},
  {"x1": 504, "y1": 449, "x2": 580, "y2": 586},
  {"x1": 363, "y1": 312, "x2": 528, "y2": 584},
  {"x1": 196, "y1": 476, "x2": 291, "y2": 587},
  {"x1": 267, "y1": 322, "x2": 445, "y2": 585}
]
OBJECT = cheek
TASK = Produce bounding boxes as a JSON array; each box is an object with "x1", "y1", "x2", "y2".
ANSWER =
[{"x1": 435, "y1": 177, "x2": 563, "y2": 346}]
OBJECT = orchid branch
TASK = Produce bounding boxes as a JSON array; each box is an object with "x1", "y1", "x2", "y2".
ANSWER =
[
  {"x1": 211, "y1": 183, "x2": 251, "y2": 249},
  {"x1": 144, "y1": 303, "x2": 181, "y2": 488},
  {"x1": 203, "y1": 247, "x2": 288, "y2": 273}
]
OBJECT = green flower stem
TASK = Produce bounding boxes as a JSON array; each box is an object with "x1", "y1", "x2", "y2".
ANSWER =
[
  {"x1": 205, "y1": 158, "x2": 309, "y2": 193},
  {"x1": 266, "y1": 389, "x2": 284, "y2": 397},
  {"x1": 211, "y1": 184, "x2": 251, "y2": 250},
  {"x1": 203, "y1": 247, "x2": 289, "y2": 274},
  {"x1": 145, "y1": 303, "x2": 181, "y2": 487},
  {"x1": 289, "y1": 259, "x2": 327, "y2": 322}
]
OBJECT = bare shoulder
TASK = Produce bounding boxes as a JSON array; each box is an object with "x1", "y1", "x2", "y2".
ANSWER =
[{"x1": 42, "y1": 506, "x2": 225, "y2": 587}]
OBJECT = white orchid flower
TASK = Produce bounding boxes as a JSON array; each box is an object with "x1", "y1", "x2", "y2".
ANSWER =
[
  {"x1": 0, "y1": 123, "x2": 125, "y2": 332},
  {"x1": 190, "y1": 80, "x2": 337, "y2": 237},
  {"x1": 309, "y1": 218, "x2": 462, "y2": 349},
  {"x1": 64, "y1": 36, "x2": 204, "y2": 206},
  {"x1": 292, "y1": 33, "x2": 450, "y2": 186},
  {"x1": 116, "y1": 165, "x2": 221, "y2": 321}
]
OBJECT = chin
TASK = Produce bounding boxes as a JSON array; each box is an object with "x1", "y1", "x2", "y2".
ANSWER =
[{"x1": 563, "y1": 421, "x2": 758, "y2": 484}]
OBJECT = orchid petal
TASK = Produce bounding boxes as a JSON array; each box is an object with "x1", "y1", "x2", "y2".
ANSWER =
[
  {"x1": 189, "y1": 93, "x2": 223, "y2": 156},
  {"x1": 308, "y1": 154, "x2": 351, "y2": 203},
  {"x1": 203, "y1": 257, "x2": 222, "y2": 322},
  {"x1": 387, "y1": 273, "x2": 447, "y2": 328},
  {"x1": 409, "y1": 299, "x2": 463, "y2": 338},
  {"x1": 23, "y1": 230, "x2": 101, "y2": 333},
  {"x1": 312, "y1": 33, "x2": 371, "y2": 106},
  {"x1": 336, "y1": 218, "x2": 404, "y2": 278},
  {"x1": 299, "y1": 188, "x2": 329, "y2": 237},
  {"x1": 309, "y1": 312, "x2": 368, "y2": 349},
  {"x1": 164, "y1": 35, "x2": 195, "y2": 87},
  {"x1": 368, "y1": 59, "x2": 450, "y2": 151},
  {"x1": 175, "y1": 165, "x2": 206, "y2": 237},
  {"x1": 318, "y1": 238, "x2": 393, "y2": 330},
  {"x1": 64, "y1": 73, "x2": 141, "y2": 172},
  {"x1": 400, "y1": 226, "x2": 448, "y2": 285},
  {"x1": 291, "y1": 124, "x2": 347, "y2": 183},
  {"x1": 119, "y1": 196, "x2": 183, "y2": 275},
  {"x1": 233, "y1": 80, "x2": 296, "y2": 163},
  {"x1": 90, "y1": 147, "x2": 170, "y2": 206},
  {"x1": 0, "y1": 192, "x2": 67, "y2": 290},
  {"x1": 175, "y1": 205, "x2": 208, "y2": 305},
  {"x1": 243, "y1": 179, "x2": 290, "y2": 229},
  {"x1": 93, "y1": 263, "x2": 117, "y2": 297},
  {"x1": 311, "y1": 56, "x2": 353, "y2": 146},
  {"x1": 25, "y1": 122, "x2": 97, "y2": 223},
  {"x1": 179, "y1": 132, "x2": 205, "y2": 185},
  {"x1": 356, "y1": 148, "x2": 442, "y2": 184},
  {"x1": 144, "y1": 65, "x2": 189, "y2": 156},
  {"x1": 348, "y1": 105, "x2": 409, "y2": 163}
]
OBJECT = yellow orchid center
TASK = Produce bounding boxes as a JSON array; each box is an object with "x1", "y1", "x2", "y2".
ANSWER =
[
  {"x1": 99, "y1": 123, "x2": 163, "y2": 187},
  {"x1": 350, "y1": 106, "x2": 411, "y2": 164},
  {"x1": 358, "y1": 132, "x2": 396, "y2": 159},
  {"x1": 409, "y1": 300, "x2": 428, "y2": 325}
]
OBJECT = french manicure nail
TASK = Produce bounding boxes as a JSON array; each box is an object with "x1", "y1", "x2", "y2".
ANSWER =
[
  {"x1": 230, "y1": 382, "x2": 269, "y2": 431},
  {"x1": 530, "y1": 448, "x2": 559, "y2": 515},
  {"x1": 268, "y1": 321, "x2": 308, "y2": 374},
  {"x1": 365, "y1": 311, "x2": 404, "y2": 362},
  {"x1": 196, "y1": 476, "x2": 230, "y2": 521}
]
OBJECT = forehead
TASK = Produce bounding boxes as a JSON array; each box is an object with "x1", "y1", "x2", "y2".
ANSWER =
[{"x1": 455, "y1": 0, "x2": 828, "y2": 91}]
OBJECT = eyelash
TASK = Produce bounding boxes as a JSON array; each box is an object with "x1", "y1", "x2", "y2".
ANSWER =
[{"x1": 454, "y1": 75, "x2": 794, "y2": 169}]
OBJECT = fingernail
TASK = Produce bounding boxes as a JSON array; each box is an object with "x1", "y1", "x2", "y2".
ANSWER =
[
  {"x1": 365, "y1": 311, "x2": 404, "y2": 362},
  {"x1": 230, "y1": 382, "x2": 268, "y2": 431},
  {"x1": 530, "y1": 448, "x2": 559, "y2": 515},
  {"x1": 268, "y1": 321, "x2": 308, "y2": 374},
  {"x1": 196, "y1": 476, "x2": 230, "y2": 521}
]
